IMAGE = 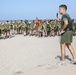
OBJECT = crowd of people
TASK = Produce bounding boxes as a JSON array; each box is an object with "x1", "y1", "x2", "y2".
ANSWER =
[{"x1": 0, "y1": 17, "x2": 76, "y2": 39}]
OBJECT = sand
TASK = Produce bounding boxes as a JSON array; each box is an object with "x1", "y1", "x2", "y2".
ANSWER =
[{"x1": 0, "y1": 35, "x2": 76, "y2": 75}]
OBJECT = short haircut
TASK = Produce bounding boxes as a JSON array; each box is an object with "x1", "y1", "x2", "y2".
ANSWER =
[{"x1": 59, "y1": 5, "x2": 67, "y2": 10}]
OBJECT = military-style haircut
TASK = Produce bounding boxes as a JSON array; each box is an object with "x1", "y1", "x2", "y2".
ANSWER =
[{"x1": 59, "y1": 5, "x2": 67, "y2": 10}]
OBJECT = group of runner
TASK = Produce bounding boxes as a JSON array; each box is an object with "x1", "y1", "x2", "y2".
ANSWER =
[{"x1": 0, "y1": 17, "x2": 76, "y2": 39}]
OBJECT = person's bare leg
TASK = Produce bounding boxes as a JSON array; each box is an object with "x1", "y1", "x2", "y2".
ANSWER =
[
  {"x1": 57, "y1": 43, "x2": 66, "y2": 65},
  {"x1": 45, "y1": 32, "x2": 47, "y2": 37},
  {"x1": 66, "y1": 44, "x2": 76, "y2": 59},
  {"x1": 60, "y1": 43, "x2": 66, "y2": 61},
  {"x1": 50, "y1": 31, "x2": 52, "y2": 36},
  {"x1": 42, "y1": 31, "x2": 45, "y2": 37},
  {"x1": 23, "y1": 31, "x2": 26, "y2": 36}
]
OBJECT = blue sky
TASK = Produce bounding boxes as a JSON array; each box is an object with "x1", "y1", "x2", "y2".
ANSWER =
[{"x1": 0, "y1": 0, "x2": 76, "y2": 20}]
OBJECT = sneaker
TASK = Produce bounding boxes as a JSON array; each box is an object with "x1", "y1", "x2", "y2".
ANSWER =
[
  {"x1": 70, "y1": 59, "x2": 76, "y2": 64},
  {"x1": 57, "y1": 61, "x2": 66, "y2": 66}
]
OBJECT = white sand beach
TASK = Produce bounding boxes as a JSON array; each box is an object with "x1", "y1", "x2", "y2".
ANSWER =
[{"x1": 0, "y1": 35, "x2": 76, "y2": 75}]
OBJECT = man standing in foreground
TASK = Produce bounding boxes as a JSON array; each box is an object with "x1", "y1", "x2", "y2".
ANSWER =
[{"x1": 57, "y1": 5, "x2": 76, "y2": 65}]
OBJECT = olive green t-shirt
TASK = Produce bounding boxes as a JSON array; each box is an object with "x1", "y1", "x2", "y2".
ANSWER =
[
  {"x1": 61, "y1": 13, "x2": 71, "y2": 30},
  {"x1": 30, "y1": 23, "x2": 34, "y2": 29}
]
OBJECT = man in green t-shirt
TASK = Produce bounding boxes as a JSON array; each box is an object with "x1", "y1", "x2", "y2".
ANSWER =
[
  {"x1": 49, "y1": 21, "x2": 55, "y2": 37},
  {"x1": 42, "y1": 20, "x2": 48, "y2": 37},
  {"x1": 29, "y1": 22, "x2": 34, "y2": 36},
  {"x1": 38, "y1": 22, "x2": 43, "y2": 37},
  {"x1": 3, "y1": 21, "x2": 10, "y2": 38},
  {"x1": 19, "y1": 20, "x2": 23, "y2": 34},
  {"x1": 56, "y1": 5, "x2": 76, "y2": 65},
  {"x1": 13, "y1": 20, "x2": 18, "y2": 34},
  {"x1": 0, "y1": 23, "x2": 6, "y2": 39},
  {"x1": 9, "y1": 20, "x2": 14, "y2": 35},
  {"x1": 22, "y1": 21, "x2": 28, "y2": 36}
]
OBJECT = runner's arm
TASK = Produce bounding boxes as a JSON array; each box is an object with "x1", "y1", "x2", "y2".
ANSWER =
[{"x1": 61, "y1": 19, "x2": 68, "y2": 31}]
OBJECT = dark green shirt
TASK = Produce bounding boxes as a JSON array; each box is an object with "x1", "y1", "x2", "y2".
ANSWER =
[{"x1": 61, "y1": 13, "x2": 72, "y2": 30}]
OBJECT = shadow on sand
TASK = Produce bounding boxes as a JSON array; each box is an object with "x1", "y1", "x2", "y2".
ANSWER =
[{"x1": 56, "y1": 55, "x2": 72, "y2": 61}]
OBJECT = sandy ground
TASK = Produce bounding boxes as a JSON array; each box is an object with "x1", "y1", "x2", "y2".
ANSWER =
[{"x1": 0, "y1": 35, "x2": 76, "y2": 75}]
